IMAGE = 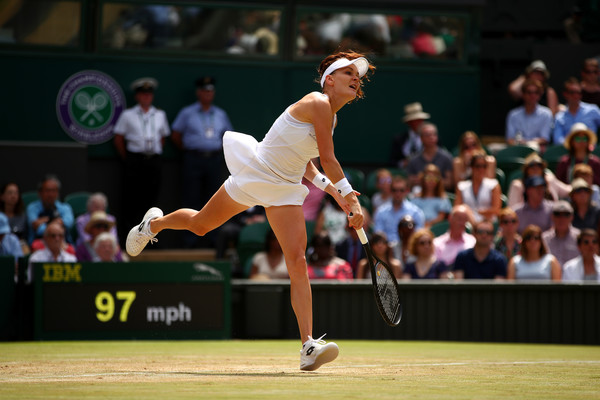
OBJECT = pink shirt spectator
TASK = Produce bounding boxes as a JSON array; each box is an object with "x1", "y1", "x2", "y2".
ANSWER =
[
  {"x1": 302, "y1": 177, "x2": 326, "y2": 222},
  {"x1": 433, "y1": 232, "x2": 476, "y2": 267},
  {"x1": 307, "y1": 258, "x2": 353, "y2": 280}
]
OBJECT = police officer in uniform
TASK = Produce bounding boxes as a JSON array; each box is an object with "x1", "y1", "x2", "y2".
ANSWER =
[
  {"x1": 171, "y1": 76, "x2": 233, "y2": 247},
  {"x1": 114, "y1": 77, "x2": 171, "y2": 238}
]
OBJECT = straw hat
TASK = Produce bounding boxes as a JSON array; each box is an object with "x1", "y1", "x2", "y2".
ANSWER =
[
  {"x1": 84, "y1": 211, "x2": 115, "y2": 234},
  {"x1": 564, "y1": 122, "x2": 597, "y2": 151},
  {"x1": 402, "y1": 102, "x2": 430, "y2": 122}
]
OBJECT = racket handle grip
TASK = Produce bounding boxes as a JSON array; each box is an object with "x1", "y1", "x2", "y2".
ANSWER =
[
  {"x1": 348, "y1": 212, "x2": 368, "y2": 244},
  {"x1": 356, "y1": 227, "x2": 368, "y2": 245}
]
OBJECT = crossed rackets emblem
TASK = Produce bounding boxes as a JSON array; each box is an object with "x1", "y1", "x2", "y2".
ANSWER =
[{"x1": 74, "y1": 91, "x2": 109, "y2": 124}]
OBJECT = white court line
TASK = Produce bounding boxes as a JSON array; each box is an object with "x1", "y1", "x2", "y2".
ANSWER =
[{"x1": 2, "y1": 360, "x2": 600, "y2": 381}]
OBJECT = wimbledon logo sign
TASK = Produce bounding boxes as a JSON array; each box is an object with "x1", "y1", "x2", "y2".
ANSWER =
[{"x1": 56, "y1": 70, "x2": 126, "y2": 144}]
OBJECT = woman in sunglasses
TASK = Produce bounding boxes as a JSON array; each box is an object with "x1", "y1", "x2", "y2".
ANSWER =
[
  {"x1": 452, "y1": 130, "x2": 496, "y2": 184},
  {"x1": 494, "y1": 207, "x2": 521, "y2": 261},
  {"x1": 507, "y1": 224, "x2": 561, "y2": 281},
  {"x1": 556, "y1": 122, "x2": 600, "y2": 186},
  {"x1": 402, "y1": 228, "x2": 450, "y2": 280},
  {"x1": 455, "y1": 151, "x2": 501, "y2": 222}
]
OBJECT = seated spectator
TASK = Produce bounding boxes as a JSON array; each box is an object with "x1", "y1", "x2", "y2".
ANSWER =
[
  {"x1": 572, "y1": 163, "x2": 600, "y2": 205},
  {"x1": 507, "y1": 153, "x2": 570, "y2": 208},
  {"x1": 314, "y1": 195, "x2": 350, "y2": 246},
  {"x1": 30, "y1": 219, "x2": 75, "y2": 255},
  {"x1": 514, "y1": 176, "x2": 554, "y2": 234},
  {"x1": 406, "y1": 122, "x2": 454, "y2": 191},
  {"x1": 390, "y1": 102, "x2": 429, "y2": 168},
  {"x1": 76, "y1": 211, "x2": 125, "y2": 262},
  {"x1": 410, "y1": 164, "x2": 452, "y2": 227},
  {"x1": 580, "y1": 58, "x2": 600, "y2": 107},
  {"x1": 403, "y1": 228, "x2": 450, "y2": 279},
  {"x1": 249, "y1": 228, "x2": 288, "y2": 280},
  {"x1": 494, "y1": 208, "x2": 521, "y2": 261},
  {"x1": 556, "y1": 123, "x2": 600, "y2": 186},
  {"x1": 216, "y1": 205, "x2": 266, "y2": 260},
  {"x1": 356, "y1": 232, "x2": 401, "y2": 279},
  {"x1": 433, "y1": 204, "x2": 476, "y2": 269},
  {"x1": 27, "y1": 221, "x2": 77, "y2": 284},
  {"x1": 454, "y1": 219, "x2": 507, "y2": 280},
  {"x1": 392, "y1": 215, "x2": 416, "y2": 266},
  {"x1": 0, "y1": 182, "x2": 29, "y2": 254},
  {"x1": 301, "y1": 157, "x2": 326, "y2": 222},
  {"x1": 507, "y1": 225, "x2": 561, "y2": 281},
  {"x1": 506, "y1": 79, "x2": 553, "y2": 149},
  {"x1": 454, "y1": 151, "x2": 501, "y2": 222},
  {"x1": 453, "y1": 130, "x2": 496, "y2": 183},
  {"x1": 562, "y1": 229, "x2": 600, "y2": 281},
  {"x1": 306, "y1": 232, "x2": 353, "y2": 280},
  {"x1": 553, "y1": 77, "x2": 600, "y2": 145},
  {"x1": 93, "y1": 232, "x2": 122, "y2": 262},
  {"x1": 370, "y1": 168, "x2": 392, "y2": 212},
  {"x1": 570, "y1": 178, "x2": 600, "y2": 232},
  {"x1": 75, "y1": 192, "x2": 118, "y2": 246},
  {"x1": 335, "y1": 225, "x2": 366, "y2": 277},
  {"x1": 0, "y1": 212, "x2": 23, "y2": 260},
  {"x1": 542, "y1": 201, "x2": 580, "y2": 267},
  {"x1": 508, "y1": 60, "x2": 559, "y2": 115},
  {"x1": 26, "y1": 174, "x2": 74, "y2": 245},
  {"x1": 373, "y1": 175, "x2": 424, "y2": 243}
]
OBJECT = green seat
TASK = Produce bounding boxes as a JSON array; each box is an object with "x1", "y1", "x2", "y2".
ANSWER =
[
  {"x1": 21, "y1": 191, "x2": 39, "y2": 207},
  {"x1": 542, "y1": 145, "x2": 568, "y2": 171},
  {"x1": 495, "y1": 169, "x2": 506, "y2": 195},
  {"x1": 429, "y1": 220, "x2": 449, "y2": 237},
  {"x1": 496, "y1": 157, "x2": 525, "y2": 183},
  {"x1": 237, "y1": 221, "x2": 271, "y2": 274},
  {"x1": 64, "y1": 191, "x2": 92, "y2": 217},
  {"x1": 343, "y1": 168, "x2": 365, "y2": 194},
  {"x1": 495, "y1": 145, "x2": 538, "y2": 160},
  {"x1": 445, "y1": 192, "x2": 455, "y2": 206}
]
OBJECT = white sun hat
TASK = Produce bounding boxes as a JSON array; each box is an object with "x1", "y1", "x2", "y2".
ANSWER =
[{"x1": 320, "y1": 57, "x2": 369, "y2": 87}]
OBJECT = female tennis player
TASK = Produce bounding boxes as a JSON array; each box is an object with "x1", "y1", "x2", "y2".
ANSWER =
[{"x1": 126, "y1": 51, "x2": 374, "y2": 371}]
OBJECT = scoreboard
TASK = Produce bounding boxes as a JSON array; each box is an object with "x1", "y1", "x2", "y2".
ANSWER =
[{"x1": 33, "y1": 261, "x2": 230, "y2": 340}]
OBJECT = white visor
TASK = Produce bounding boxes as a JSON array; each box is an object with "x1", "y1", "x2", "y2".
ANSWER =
[{"x1": 320, "y1": 57, "x2": 369, "y2": 87}]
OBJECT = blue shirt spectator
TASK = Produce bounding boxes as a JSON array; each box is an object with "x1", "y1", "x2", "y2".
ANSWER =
[
  {"x1": 553, "y1": 102, "x2": 600, "y2": 145},
  {"x1": 506, "y1": 104, "x2": 553, "y2": 143},
  {"x1": 0, "y1": 212, "x2": 23, "y2": 259},
  {"x1": 172, "y1": 102, "x2": 233, "y2": 151},
  {"x1": 454, "y1": 248, "x2": 507, "y2": 279},
  {"x1": 373, "y1": 176, "x2": 425, "y2": 243},
  {"x1": 25, "y1": 175, "x2": 74, "y2": 245}
]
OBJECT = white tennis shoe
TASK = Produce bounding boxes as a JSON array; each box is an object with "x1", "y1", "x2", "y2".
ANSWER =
[
  {"x1": 299, "y1": 334, "x2": 339, "y2": 371},
  {"x1": 126, "y1": 207, "x2": 163, "y2": 257}
]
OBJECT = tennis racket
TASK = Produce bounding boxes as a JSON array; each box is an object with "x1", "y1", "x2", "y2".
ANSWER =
[{"x1": 355, "y1": 227, "x2": 402, "y2": 327}]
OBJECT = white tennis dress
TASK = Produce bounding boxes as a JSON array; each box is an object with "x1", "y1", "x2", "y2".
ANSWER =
[{"x1": 223, "y1": 94, "x2": 335, "y2": 207}]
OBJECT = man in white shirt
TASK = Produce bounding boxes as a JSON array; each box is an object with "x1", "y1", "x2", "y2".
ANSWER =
[
  {"x1": 27, "y1": 221, "x2": 77, "y2": 284},
  {"x1": 562, "y1": 229, "x2": 600, "y2": 282},
  {"x1": 114, "y1": 77, "x2": 171, "y2": 233}
]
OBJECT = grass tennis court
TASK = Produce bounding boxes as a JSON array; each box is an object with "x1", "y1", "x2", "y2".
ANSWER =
[{"x1": 1, "y1": 340, "x2": 599, "y2": 399}]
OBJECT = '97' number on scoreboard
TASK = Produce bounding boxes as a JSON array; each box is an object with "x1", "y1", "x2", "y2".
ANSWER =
[{"x1": 95, "y1": 291, "x2": 136, "y2": 322}]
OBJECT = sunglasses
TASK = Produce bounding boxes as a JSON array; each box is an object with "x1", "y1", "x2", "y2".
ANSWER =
[
  {"x1": 476, "y1": 229, "x2": 494, "y2": 235},
  {"x1": 524, "y1": 235, "x2": 541, "y2": 241},
  {"x1": 566, "y1": 89, "x2": 582, "y2": 95},
  {"x1": 553, "y1": 212, "x2": 571, "y2": 218},
  {"x1": 418, "y1": 240, "x2": 432, "y2": 246},
  {"x1": 523, "y1": 90, "x2": 541, "y2": 95},
  {"x1": 48, "y1": 233, "x2": 64, "y2": 239},
  {"x1": 582, "y1": 239, "x2": 599, "y2": 245},
  {"x1": 583, "y1": 69, "x2": 599, "y2": 74},
  {"x1": 391, "y1": 187, "x2": 407, "y2": 193},
  {"x1": 463, "y1": 142, "x2": 478, "y2": 150},
  {"x1": 501, "y1": 219, "x2": 517, "y2": 224},
  {"x1": 423, "y1": 175, "x2": 440, "y2": 182},
  {"x1": 93, "y1": 223, "x2": 110, "y2": 230},
  {"x1": 473, "y1": 163, "x2": 487, "y2": 169},
  {"x1": 573, "y1": 136, "x2": 589, "y2": 143}
]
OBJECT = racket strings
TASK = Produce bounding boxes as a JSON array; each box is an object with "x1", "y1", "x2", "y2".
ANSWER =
[{"x1": 375, "y1": 262, "x2": 400, "y2": 322}]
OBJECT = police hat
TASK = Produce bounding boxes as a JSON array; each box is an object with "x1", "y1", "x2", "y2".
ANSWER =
[
  {"x1": 130, "y1": 77, "x2": 158, "y2": 92},
  {"x1": 196, "y1": 76, "x2": 216, "y2": 91}
]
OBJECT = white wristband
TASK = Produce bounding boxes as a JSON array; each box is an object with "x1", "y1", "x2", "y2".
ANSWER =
[
  {"x1": 334, "y1": 177, "x2": 353, "y2": 197},
  {"x1": 312, "y1": 173, "x2": 331, "y2": 191}
]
